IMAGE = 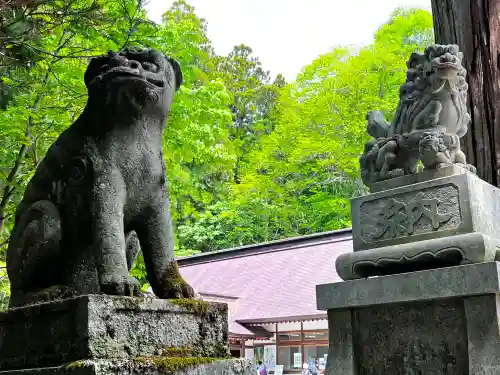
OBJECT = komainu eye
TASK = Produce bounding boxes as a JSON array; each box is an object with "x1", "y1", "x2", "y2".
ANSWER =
[{"x1": 142, "y1": 62, "x2": 158, "y2": 72}]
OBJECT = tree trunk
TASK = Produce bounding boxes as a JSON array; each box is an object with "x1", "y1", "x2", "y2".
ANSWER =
[{"x1": 431, "y1": 0, "x2": 500, "y2": 186}]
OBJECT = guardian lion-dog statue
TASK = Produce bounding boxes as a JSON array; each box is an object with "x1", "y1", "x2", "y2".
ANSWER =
[
  {"x1": 7, "y1": 48, "x2": 195, "y2": 307},
  {"x1": 359, "y1": 44, "x2": 476, "y2": 187}
]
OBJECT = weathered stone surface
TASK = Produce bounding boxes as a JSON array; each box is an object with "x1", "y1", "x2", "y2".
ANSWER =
[
  {"x1": 7, "y1": 48, "x2": 195, "y2": 309},
  {"x1": 357, "y1": 182, "x2": 461, "y2": 245},
  {"x1": 353, "y1": 298, "x2": 468, "y2": 374},
  {"x1": 359, "y1": 44, "x2": 475, "y2": 188},
  {"x1": 324, "y1": 310, "x2": 355, "y2": 375},
  {"x1": 369, "y1": 164, "x2": 468, "y2": 193},
  {"x1": 0, "y1": 358, "x2": 254, "y2": 375},
  {"x1": 336, "y1": 233, "x2": 500, "y2": 280},
  {"x1": 352, "y1": 172, "x2": 472, "y2": 251},
  {"x1": 0, "y1": 295, "x2": 229, "y2": 371},
  {"x1": 317, "y1": 264, "x2": 500, "y2": 374},
  {"x1": 318, "y1": 261, "x2": 500, "y2": 310},
  {"x1": 342, "y1": 171, "x2": 500, "y2": 279},
  {"x1": 464, "y1": 295, "x2": 500, "y2": 374}
]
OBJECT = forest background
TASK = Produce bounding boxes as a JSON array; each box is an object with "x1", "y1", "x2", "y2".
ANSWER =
[{"x1": 0, "y1": 0, "x2": 434, "y2": 306}]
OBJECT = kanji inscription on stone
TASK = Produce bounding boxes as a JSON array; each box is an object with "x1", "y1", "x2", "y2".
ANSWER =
[{"x1": 372, "y1": 192, "x2": 451, "y2": 240}]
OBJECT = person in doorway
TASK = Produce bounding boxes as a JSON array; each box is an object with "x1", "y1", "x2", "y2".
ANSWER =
[
  {"x1": 308, "y1": 359, "x2": 319, "y2": 375},
  {"x1": 302, "y1": 363, "x2": 310, "y2": 375},
  {"x1": 257, "y1": 361, "x2": 268, "y2": 375}
]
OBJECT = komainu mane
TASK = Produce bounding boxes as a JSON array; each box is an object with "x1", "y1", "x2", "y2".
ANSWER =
[
  {"x1": 7, "y1": 48, "x2": 195, "y2": 307},
  {"x1": 359, "y1": 44, "x2": 475, "y2": 187}
]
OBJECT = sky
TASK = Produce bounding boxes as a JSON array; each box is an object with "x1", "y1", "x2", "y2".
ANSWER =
[{"x1": 145, "y1": 0, "x2": 432, "y2": 81}]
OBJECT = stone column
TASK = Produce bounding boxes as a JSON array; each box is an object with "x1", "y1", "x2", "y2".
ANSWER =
[
  {"x1": 317, "y1": 43, "x2": 500, "y2": 374},
  {"x1": 317, "y1": 262, "x2": 500, "y2": 374},
  {"x1": 318, "y1": 166, "x2": 500, "y2": 374}
]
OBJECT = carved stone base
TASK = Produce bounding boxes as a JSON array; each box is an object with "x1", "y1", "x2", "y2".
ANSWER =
[
  {"x1": 368, "y1": 164, "x2": 469, "y2": 193},
  {"x1": 316, "y1": 262, "x2": 500, "y2": 374},
  {"x1": 0, "y1": 295, "x2": 232, "y2": 373},
  {"x1": 336, "y1": 232, "x2": 500, "y2": 280},
  {"x1": 341, "y1": 170, "x2": 500, "y2": 280}
]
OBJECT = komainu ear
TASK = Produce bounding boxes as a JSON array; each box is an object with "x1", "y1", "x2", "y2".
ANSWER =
[
  {"x1": 84, "y1": 55, "x2": 107, "y2": 88},
  {"x1": 166, "y1": 56, "x2": 183, "y2": 91}
]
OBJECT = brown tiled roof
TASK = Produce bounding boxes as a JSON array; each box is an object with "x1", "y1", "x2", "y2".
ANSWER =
[{"x1": 178, "y1": 229, "x2": 353, "y2": 338}]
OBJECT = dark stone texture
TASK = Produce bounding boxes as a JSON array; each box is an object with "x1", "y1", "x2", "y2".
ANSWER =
[
  {"x1": 6, "y1": 48, "x2": 195, "y2": 307},
  {"x1": 0, "y1": 295, "x2": 229, "y2": 371},
  {"x1": 318, "y1": 264, "x2": 500, "y2": 373},
  {"x1": 360, "y1": 44, "x2": 476, "y2": 189},
  {"x1": 369, "y1": 164, "x2": 468, "y2": 193},
  {"x1": 336, "y1": 233, "x2": 500, "y2": 281},
  {"x1": 339, "y1": 170, "x2": 500, "y2": 280},
  {"x1": 318, "y1": 262, "x2": 500, "y2": 311},
  {"x1": 351, "y1": 173, "x2": 473, "y2": 252},
  {"x1": 464, "y1": 295, "x2": 500, "y2": 374},
  {"x1": 0, "y1": 358, "x2": 254, "y2": 375},
  {"x1": 324, "y1": 310, "x2": 355, "y2": 375},
  {"x1": 353, "y1": 298, "x2": 468, "y2": 375}
]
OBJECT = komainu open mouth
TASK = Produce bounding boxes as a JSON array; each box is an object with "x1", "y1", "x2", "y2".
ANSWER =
[{"x1": 91, "y1": 67, "x2": 166, "y2": 89}]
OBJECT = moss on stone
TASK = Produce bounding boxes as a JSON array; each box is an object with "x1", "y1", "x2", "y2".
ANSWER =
[
  {"x1": 120, "y1": 295, "x2": 145, "y2": 311},
  {"x1": 133, "y1": 355, "x2": 231, "y2": 373},
  {"x1": 170, "y1": 298, "x2": 211, "y2": 315},
  {"x1": 160, "y1": 347, "x2": 195, "y2": 357},
  {"x1": 159, "y1": 260, "x2": 197, "y2": 299},
  {"x1": 65, "y1": 360, "x2": 88, "y2": 369}
]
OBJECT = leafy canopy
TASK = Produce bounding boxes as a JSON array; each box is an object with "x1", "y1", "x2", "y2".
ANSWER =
[{"x1": 0, "y1": 2, "x2": 434, "y2": 306}]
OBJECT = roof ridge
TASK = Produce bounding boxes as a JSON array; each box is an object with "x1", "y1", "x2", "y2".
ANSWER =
[{"x1": 177, "y1": 228, "x2": 353, "y2": 266}]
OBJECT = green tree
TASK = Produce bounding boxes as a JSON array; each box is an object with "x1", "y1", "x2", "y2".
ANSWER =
[
  {"x1": 0, "y1": 0, "x2": 160, "y2": 306},
  {"x1": 0, "y1": 0, "x2": 238, "y2": 299},
  {"x1": 177, "y1": 8, "x2": 434, "y2": 251},
  {"x1": 148, "y1": 1, "x2": 237, "y2": 231},
  {"x1": 0, "y1": 2, "x2": 436, "y2": 299},
  {"x1": 214, "y1": 45, "x2": 286, "y2": 181}
]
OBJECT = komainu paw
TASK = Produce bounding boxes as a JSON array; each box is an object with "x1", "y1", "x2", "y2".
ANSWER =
[
  {"x1": 154, "y1": 261, "x2": 196, "y2": 299},
  {"x1": 99, "y1": 273, "x2": 142, "y2": 297}
]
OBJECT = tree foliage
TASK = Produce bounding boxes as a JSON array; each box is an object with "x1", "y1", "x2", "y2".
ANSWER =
[
  {"x1": 0, "y1": 2, "x2": 434, "y2": 305},
  {"x1": 176, "y1": 8, "x2": 434, "y2": 251}
]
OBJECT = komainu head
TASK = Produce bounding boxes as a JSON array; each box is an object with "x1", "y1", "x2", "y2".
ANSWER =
[{"x1": 83, "y1": 48, "x2": 183, "y2": 118}]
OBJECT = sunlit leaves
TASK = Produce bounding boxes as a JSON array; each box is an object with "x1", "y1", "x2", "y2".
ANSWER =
[
  {"x1": 0, "y1": 1, "x2": 436, "y2": 296},
  {"x1": 0, "y1": 261, "x2": 9, "y2": 311},
  {"x1": 194, "y1": 8, "x2": 435, "y2": 248}
]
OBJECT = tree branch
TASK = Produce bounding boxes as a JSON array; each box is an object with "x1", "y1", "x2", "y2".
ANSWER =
[{"x1": 0, "y1": 30, "x2": 71, "y2": 235}]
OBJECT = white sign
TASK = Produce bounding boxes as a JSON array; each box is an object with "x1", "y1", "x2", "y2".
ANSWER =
[
  {"x1": 293, "y1": 352, "x2": 302, "y2": 368},
  {"x1": 274, "y1": 365, "x2": 284, "y2": 375},
  {"x1": 264, "y1": 345, "x2": 276, "y2": 369},
  {"x1": 319, "y1": 358, "x2": 326, "y2": 370}
]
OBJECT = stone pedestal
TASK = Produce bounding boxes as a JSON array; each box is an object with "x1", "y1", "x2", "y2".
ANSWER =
[
  {"x1": 0, "y1": 295, "x2": 253, "y2": 375},
  {"x1": 337, "y1": 167, "x2": 500, "y2": 281},
  {"x1": 316, "y1": 262, "x2": 500, "y2": 374}
]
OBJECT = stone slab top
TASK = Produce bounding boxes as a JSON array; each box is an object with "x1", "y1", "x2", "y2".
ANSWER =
[
  {"x1": 316, "y1": 262, "x2": 500, "y2": 310},
  {"x1": 2, "y1": 294, "x2": 227, "y2": 316},
  {"x1": 368, "y1": 164, "x2": 470, "y2": 193}
]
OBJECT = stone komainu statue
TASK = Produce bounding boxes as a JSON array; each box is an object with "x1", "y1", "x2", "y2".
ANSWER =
[
  {"x1": 6, "y1": 48, "x2": 195, "y2": 307},
  {"x1": 360, "y1": 44, "x2": 476, "y2": 186}
]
